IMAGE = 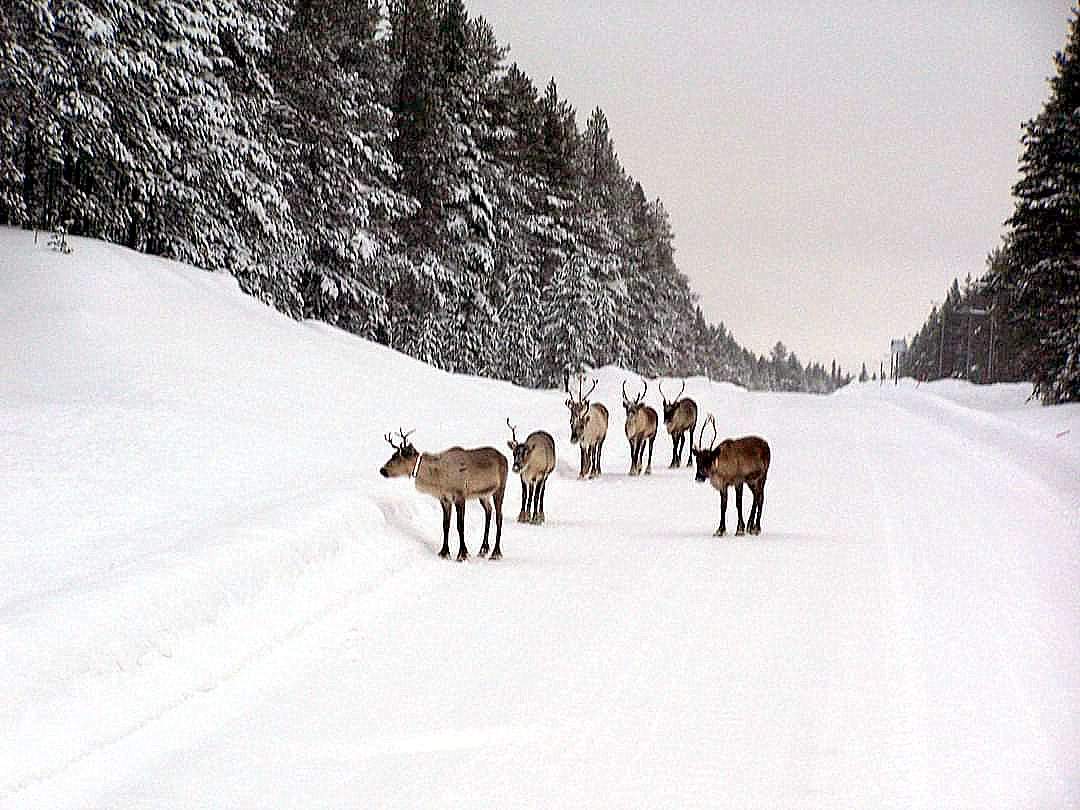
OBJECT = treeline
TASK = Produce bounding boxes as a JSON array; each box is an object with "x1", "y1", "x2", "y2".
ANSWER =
[
  {"x1": 0, "y1": 0, "x2": 846, "y2": 392},
  {"x1": 903, "y1": 265, "x2": 1026, "y2": 386},
  {"x1": 903, "y1": 11, "x2": 1079, "y2": 404}
]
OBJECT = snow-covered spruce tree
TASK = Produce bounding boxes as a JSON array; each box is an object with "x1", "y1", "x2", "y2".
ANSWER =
[
  {"x1": 992, "y1": 10, "x2": 1080, "y2": 403},
  {"x1": 266, "y1": 0, "x2": 415, "y2": 333},
  {"x1": 539, "y1": 253, "x2": 603, "y2": 381},
  {"x1": 385, "y1": 0, "x2": 509, "y2": 373}
]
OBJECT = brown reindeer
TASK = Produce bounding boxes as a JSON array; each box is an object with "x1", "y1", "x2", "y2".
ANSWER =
[
  {"x1": 692, "y1": 415, "x2": 771, "y2": 537},
  {"x1": 622, "y1": 379, "x2": 659, "y2": 476},
  {"x1": 506, "y1": 419, "x2": 556, "y2": 524},
  {"x1": 379, "y1": 429, "x2": 508, "y2": 560},
  {"x1": 659, "y1": 380, "x2": 698, "y2": 468},
  {"x1": 566, "y1": 377, "x2": 609, "y2": 479}
]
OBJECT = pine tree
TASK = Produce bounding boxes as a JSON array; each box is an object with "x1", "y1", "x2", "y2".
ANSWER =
[{"x1": 992, "y1": 10, "x2": 1080, "y2": 403}]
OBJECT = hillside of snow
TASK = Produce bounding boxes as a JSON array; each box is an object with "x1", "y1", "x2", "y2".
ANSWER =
[{"x1": 2, "y1": 228, "x2": 1078, "y2": 808}]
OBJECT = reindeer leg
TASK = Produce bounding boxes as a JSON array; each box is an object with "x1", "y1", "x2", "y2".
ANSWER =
[
  {"x1": 518, "y1": 477, "x2": 528, "y2": 522},
  {"x1": 579, "y1": 446, "x2": 587, "y2": 478},
  {"x1": 479, "y1": 497, "x2": 492, "y2": 557},
  {"x1": 750, "y1": 479, "x2": 765, "y2": 535},
  {"x1": 454, "y1": 499, "x2": 468, "y2": 561},
  {"x1": 645, "y1": 435, "x2": 654, "y2": 475},
  {"x1": 687, "y1": 423, "x2": 697, "y2": 466},
  {"x1": 490, "y1": 486, "x2": 505, "y2": 560},
  {"x1": 734, "y1": 483, "x2": 746, "y2": 535},
  {"x1": 715, "y1": 487, "x2": 728, "y2": 537},
  {"x1": 596, "y1": 438, "x2": 604, "y2": 476},
  {"x1": 672, "y1": 432, "x2": 681, "y2": 468},
  {"x1": 534, "y1": 477, "x2": 547, "y2": 524},
  {"x1": 439, "y1": 499, "x2": 452, "y2": 558}
]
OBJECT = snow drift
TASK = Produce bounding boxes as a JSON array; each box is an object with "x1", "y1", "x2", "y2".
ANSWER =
[{"x1": 1, "y1": 229, "x2": 1077, "y2": 808}]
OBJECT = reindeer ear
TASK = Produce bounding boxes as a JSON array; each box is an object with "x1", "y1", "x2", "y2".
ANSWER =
[{"x1": 507, "y1": 441, "x2": 515, "y2": 451}]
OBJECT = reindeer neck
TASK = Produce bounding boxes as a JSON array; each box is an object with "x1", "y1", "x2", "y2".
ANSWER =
[{"x1": 412, "y1": 452, "x2": 450, "y2": 495}]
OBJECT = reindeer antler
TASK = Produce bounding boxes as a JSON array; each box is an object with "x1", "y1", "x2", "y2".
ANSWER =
[
  {"x1": 622, "y1": 379, "x2": 630, "y2": 403},
  {"x1": 697, "y1": 414, "x2": 717, "y2": 451},
  {"x1": 637, "y1": 378, "x2": 648, "y2": 404},
  {"x1": 506, "y1": 417, "x2": 519, "y2": 445},
  {"x1": 658, "y1": 380, "x2": 668, "y2": 403},
  {"x1": 675, "y1": 380, "x2": 686, "y2": 401},
  {"x1": 582, "y1": 378, "x2": 598, "y2": 401}
]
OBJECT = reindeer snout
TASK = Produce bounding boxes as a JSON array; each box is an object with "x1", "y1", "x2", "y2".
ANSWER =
[
  {"x1": 379, "y1": 467, "x2": 389, "y2": 478},
  {"x1": 695, "y1": 471, "x2": 707, "y2": 482}
]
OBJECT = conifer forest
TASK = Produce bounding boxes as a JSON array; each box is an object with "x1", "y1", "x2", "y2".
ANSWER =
[
  {"x1": 1, "y1": 1, "x2": 1076, "y2": 401},
  {"x1": 0, "y1": 0, "x2": 846, "y2": 393},
  {"x1": 902, "y1": 12, "x2": 1079, "y2": 404}
]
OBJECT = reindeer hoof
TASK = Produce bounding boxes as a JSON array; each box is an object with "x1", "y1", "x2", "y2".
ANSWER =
[
  {"x1": 456, "y1": 552, "x2": 469, "y2": 562},
  {"x1": 714, "y1": 527, "x2": 726, "y2": 537},
  {"x1": 439, "y1": 549, "x2": 451, "y2": 559},
  {"x1": 735, "y1": 527, "x2": 746, "y2": 536},
  {"x1": 478, "y1": 545, "x2": 489, "y2": 557},
  {"x1": 531, "y1": 514, "x2": 544, "y2": 525},
  {"x1": 749, "y1": 527, "x2": 761, "y2": 536},
  {"x1": 489, "y1": 549, "x2": 502, "y2": 561},
  {"x1": 644, "y1": 468, "x2": 652, "y2": 476},
  {"x1": 517, "y1": 512, "x2": 528, "y2": 523}
]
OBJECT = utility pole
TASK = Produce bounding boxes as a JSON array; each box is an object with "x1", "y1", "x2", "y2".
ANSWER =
[
  {"x1": 938, "y1": 312, "x2": 946, "y2": 378},
  {"x1": 955, "y1": 307, "x2": 988, "y2": 383}
]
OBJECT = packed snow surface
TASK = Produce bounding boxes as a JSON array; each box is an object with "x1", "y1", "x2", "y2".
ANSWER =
[{"x1": 2, "y1": 229, "x2": 1078, "y2": 808}]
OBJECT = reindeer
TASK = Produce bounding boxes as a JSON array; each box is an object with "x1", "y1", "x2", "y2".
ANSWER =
[
  {"x1": 379, "y1": 429, "x2": 508, "y2": 560},
  {"x1": 566, "y1": 376, "x2": 609, "y2": 479},
  {"x1": 691, "y1": 415, "x2": 770, "y2": 537},
  {"x1": 621, "y1": 379, "x2": 658, "y2": 475},
  {"x1": 506, "y1": 419, "x2": 556, "y2": 524},
  {"x1": 658, "y1": 380, "x2": 698, "y2": 468}
]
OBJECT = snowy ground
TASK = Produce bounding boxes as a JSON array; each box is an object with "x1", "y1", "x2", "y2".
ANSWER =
[{"x1": 2, "y1": 229, "x2": 1078, "y2": 808}]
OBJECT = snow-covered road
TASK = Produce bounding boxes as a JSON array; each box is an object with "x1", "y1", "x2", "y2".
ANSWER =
[{"x1": 3, "y1": 231, "x2": 1077, "y2": 808}]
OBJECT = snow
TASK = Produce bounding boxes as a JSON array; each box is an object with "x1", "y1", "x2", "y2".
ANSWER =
[{"x1": 1, "y1": 228, "x2": 1078, "y2": 808}]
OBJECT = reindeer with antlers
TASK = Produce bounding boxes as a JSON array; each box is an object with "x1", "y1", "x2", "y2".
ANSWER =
[
  {"x1": 506, "y1": 419, "x2": 556, "y2": 524},
  {"x1": 565, "y1": 376, "x2": 609, "y2": 479},
  {"x1": 379, "y1": 429, "x2": 508, "y2": 560},
  {"x1": 691, "y1": 415, "x2": 771, "y2": 537},
  {"x1": 622, "y1": 378, "x2": 659, "y2": 476},
  {"x1": 659, "y1": 380, "x2": 698, "y2": 468}
]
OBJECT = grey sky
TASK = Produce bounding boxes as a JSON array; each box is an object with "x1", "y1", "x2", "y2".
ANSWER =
[{"x1": 465, "y1": 0, "x2": 1073, "y2": 374}]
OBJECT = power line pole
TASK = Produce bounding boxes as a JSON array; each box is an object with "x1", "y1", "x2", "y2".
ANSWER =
[{"x1": 938, "y1": 312, "x2": 945, "y2": 378}]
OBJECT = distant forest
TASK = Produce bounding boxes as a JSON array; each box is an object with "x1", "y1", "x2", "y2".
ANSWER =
[
  {"x1": 902, "y1": 11, "x2": 1079, "y2": 405},
  {"x1": 0, "y1": 0, "x2": 851, "y2": 394}
]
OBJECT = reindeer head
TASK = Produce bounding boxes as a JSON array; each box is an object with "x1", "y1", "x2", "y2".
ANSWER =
[
  {"x1": 622, "y1": 378, "x2": 648, "y2": 417},
  {"x1": 566, "y1": 376, "x2": 598, "y2": 444},
  {"x1": 506, "y1": 418, "x2": 530, "y2": 473},
  {"x1": 658, "y1": 380, "x2": 686, "y2": 425},
  {"x1": 691, "y1": 414, "x2": 718, "y2": 482},
  {"x1": 380, "y1": 428, "x2": 418, "y2": 477}
]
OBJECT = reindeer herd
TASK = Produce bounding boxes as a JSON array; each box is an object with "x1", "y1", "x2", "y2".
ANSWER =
[{"x1": 380, "y1": 377, "x2": 771, "y2": 560}]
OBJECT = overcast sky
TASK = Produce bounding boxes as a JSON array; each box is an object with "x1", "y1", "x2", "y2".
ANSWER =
[{"x1": 465, "y1": 0, "x2": 1073, "y2": 373}]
